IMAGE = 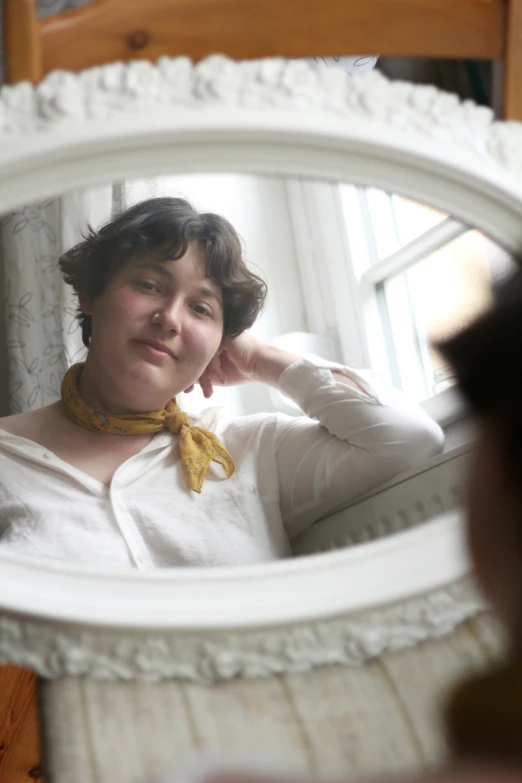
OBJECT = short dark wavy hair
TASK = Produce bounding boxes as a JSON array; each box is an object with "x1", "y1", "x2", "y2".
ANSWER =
[{"x1": 59, "y1": 197, "x2": 267, "y2": 347}]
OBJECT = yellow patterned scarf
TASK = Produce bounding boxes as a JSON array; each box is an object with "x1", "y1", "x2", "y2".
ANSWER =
[{"x1": 60, "y1": 363, "x2": 235, "y2": 493}]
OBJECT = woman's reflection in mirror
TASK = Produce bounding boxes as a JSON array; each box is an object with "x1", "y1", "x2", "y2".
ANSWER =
[{"x1": 0, "y1": 197, "x2": 443, "y2": 567}]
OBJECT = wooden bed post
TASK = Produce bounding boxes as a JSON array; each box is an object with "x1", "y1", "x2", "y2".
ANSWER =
[
  {"x1": 503, "y1": 0, "x2": 522, "y2": 121},
  {"x1": 0, "y1": 665, "x2": 41, "y2": 780},
  {"x1": 3, "y1": 0, "x2": 41, "y2": 85}
]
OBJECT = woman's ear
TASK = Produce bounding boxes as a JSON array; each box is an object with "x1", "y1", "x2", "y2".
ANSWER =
[{"x1": 78, "y1": 291, "x2": 93, "y2": 316}]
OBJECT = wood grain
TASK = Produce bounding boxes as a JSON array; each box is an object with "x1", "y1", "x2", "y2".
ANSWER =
[
  {"x1": 38, "y1": 0, "x2": 505, "y2": 77},
  {"x1": 3, "y1": 0, "x2": 41, "y2": 85},
  {"x1": 0, "y1": 666, "x2": 42, "y2": 783},
  {"x1": 4, "y1": 0, "x2": 506, "y2": 85},
  {"x1": 503, "y1": 0, "x2": 522, "y2": 121}
]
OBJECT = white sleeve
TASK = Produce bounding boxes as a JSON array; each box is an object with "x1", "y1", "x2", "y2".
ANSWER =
[{"x1": 274, "y1": 358, "x2": 445, "y2": 539}]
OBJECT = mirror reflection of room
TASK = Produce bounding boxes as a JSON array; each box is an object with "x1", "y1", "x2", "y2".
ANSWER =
[{"x1": 0, "y1": 173, "x2": 512, "y2": 569}]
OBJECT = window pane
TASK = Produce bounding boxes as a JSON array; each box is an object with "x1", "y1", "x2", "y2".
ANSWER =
[
  {"x1": 383, "y1": 230, "x2": 505, "y2": 399},
  {"x1": 391, "y1": 195, "x2": 447, "y2": 247},
  {"x1": 366, "y1": 188, "x2": 399, "y2": 260},
  {"x1": 365, "y1": 189, "x2": 448, "y2": 261},
  {"x1": 340, "y1": 187, "x2": 449, "y2": 271}
]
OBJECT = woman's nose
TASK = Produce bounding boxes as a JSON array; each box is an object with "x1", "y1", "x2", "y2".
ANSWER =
[{"x1": 155, "y1": 298, "x2": 184, "y2": 333}]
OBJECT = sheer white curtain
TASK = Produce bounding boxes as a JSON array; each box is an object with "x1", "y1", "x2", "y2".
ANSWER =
[{"x1": 0, "y1": 188, "x2": 114, "y2": 415}]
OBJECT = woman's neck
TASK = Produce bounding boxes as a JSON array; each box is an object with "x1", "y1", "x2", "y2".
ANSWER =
[{"x1": 78, "y1": 359, "x2": 169, "y2": 414}]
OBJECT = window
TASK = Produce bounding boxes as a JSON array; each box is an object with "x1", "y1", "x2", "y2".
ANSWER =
[
  {"x1": 342, "y1": 187, "x2": 515, "y2": 411},
  {"x1": 381, "y1": 228, "x2": 494, "y2": 400},
  {"x1": 286, "y1": 179, "x2": 515, "y2": 426},
  {"x1": 341, "y1": 186, "x2": 508, "y2": 401}
]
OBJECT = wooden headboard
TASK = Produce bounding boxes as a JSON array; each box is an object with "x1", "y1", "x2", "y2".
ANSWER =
[{"x1": 4, "y1": 0, "x2": 522, "y2": 120}]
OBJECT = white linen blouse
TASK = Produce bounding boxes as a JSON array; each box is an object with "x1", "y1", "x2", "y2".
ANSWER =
[{"x1": 0, "y1": 359, "x2": 444, "y2": 569}]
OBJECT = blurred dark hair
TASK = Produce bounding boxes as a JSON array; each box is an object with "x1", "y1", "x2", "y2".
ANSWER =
[
  {"x1": 59, "y1": 197, "x2": 267, "y2": 347},
  {"x1": 436, "y1": 263, "x2": 522, "y2": 471}
]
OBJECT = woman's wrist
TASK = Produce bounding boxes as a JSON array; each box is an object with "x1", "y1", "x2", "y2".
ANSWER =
[
  {"x1": 252, "y1": 347, "x2": 366, "y2": 395},
  {"x1": 253, "y1": 344, "x2": 302, "y2": 387}
]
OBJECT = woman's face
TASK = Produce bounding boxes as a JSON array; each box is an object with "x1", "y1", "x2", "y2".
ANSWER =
[{"x1": 79, "y1": 245, "x2": 224, "y2": 408}]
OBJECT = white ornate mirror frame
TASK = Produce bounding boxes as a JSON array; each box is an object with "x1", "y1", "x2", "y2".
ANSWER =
[{"x1": 1, "y1": 56, "x2": 522, "y2": 683}]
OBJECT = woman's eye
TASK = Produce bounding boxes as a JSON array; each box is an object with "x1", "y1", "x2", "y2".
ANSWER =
[
  {"x1": 192, "y1": 304, "x2": 212, "y2": 317},
  {"x1": 138, "y1": 280, "x2": 159, "y2": 293}
]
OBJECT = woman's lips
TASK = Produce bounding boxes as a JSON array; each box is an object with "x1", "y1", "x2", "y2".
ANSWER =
[{"x1": 136, "y1": 340, "x2": 175, "y2": 360}]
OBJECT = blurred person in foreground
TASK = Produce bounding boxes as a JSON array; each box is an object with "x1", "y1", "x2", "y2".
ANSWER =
[{"x1": 157, "y1": 264, "x2": 522, "y2": 781}]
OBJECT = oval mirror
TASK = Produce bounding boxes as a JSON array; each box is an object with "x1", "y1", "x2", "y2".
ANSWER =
[{"x1": 1, "y1": 57, "x2": 521, "y2": 682}]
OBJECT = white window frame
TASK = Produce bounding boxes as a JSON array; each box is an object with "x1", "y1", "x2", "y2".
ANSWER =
[
  {"x1": 284, "y1": 178, "x2": 469, "y2": 428},
  {"x1": 284, "y1": 178, "x2": 371, "y2": 370}
]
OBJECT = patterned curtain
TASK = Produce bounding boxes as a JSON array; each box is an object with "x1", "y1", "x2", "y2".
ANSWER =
[{"x1": 0, "y1": 188, "x2": 114, "y2": 414}]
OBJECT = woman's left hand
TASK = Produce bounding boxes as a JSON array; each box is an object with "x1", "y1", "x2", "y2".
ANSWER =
[{"x1": 184, "y1": 332, "x2": 267, "y2": 399}]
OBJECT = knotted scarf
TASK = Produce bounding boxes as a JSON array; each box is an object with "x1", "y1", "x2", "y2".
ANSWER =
[{"x1": 60, "y1": 362, "x2": 235, "y2": 493}]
